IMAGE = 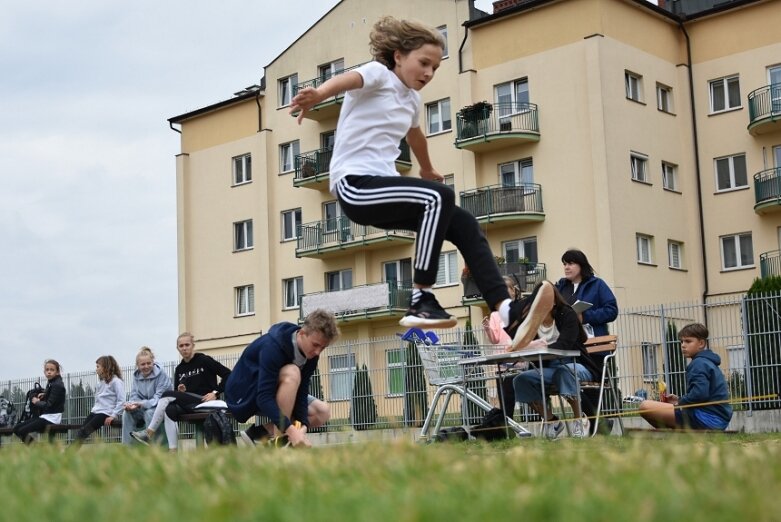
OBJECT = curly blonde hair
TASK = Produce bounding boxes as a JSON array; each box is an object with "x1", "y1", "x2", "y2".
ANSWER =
[
  {"x1": 370, "y1": 16, "x2": 445, "y2": 69},
  {"x1": 96, "y1": 355, "x2": 122, "y2": 383}
]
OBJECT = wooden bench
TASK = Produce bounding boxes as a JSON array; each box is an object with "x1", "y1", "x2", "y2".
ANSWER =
[
  {"x1": 626, "y1": 427, "x2": 738, "y2": 436},
  {"x1": 0, "y1": 421, "x2": 122, "y2": 446}
]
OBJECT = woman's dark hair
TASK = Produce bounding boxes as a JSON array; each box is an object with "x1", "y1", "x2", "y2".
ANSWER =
[{"x1": 561, "y1": 249, "x2": 595, "y2": 279}]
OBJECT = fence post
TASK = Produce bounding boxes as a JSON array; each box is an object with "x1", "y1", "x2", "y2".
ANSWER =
[
  {"x1": 741, "y1": 294, "x2": 755, "y2": 417},
  {"x1": 659, "y1": 304, "x2": 670, "y2": 392}
]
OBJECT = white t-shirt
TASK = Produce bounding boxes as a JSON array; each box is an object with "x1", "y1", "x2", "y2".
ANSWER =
[{"x1": 329, "y1": 61, "x2": 421, "y2": 194}]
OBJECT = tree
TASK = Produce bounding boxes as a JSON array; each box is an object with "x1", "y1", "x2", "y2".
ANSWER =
[
  {"x1": 308, "y1": 367, "x2": 327, "y2": 433},
  {"x1": 350, "y1": 363, "x2": 377, "y2": 430},
  {"x1": 403, "y1": 340, "x2": 428, "y2": 427},
  {"x1": 664, "y1": 321, "x2": 686, "y2": 396},
  {"x1": 745, "y1": 277, "x2": 781, "y2": 410}
]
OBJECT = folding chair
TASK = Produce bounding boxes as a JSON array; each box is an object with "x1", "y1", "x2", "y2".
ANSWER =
[{"x1": 581, "y1": 335, "x2": 624, "y2": 436}]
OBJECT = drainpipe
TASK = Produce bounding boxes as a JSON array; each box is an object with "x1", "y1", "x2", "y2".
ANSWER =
[
  {"x1": 169, "y1": 121, "x2": 181, "y2": 134},
  {"x1": 255, "y1": 89, "x2": 263, "y2": 132},
  {"x1": 679, "y1": 19, "x2": 709, "y2": 309},
  {"x1": 458, "y1": 23, "x2": 470, "y2": 74}
]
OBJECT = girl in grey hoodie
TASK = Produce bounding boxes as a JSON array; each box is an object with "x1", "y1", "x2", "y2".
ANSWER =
[{"x1": 122, "y1": 347, "x2": 172, "y2": 445}]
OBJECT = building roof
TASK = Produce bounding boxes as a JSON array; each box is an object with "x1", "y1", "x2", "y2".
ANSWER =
[{"x1": 168, "y1": 84, "x2": 263, "y2": 124}]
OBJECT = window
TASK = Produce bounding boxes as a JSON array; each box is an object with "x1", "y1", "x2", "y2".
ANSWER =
[
  {"x1": 280, "y1": 141, "x2": 300, "y2": 173},
  {"x1": 709, "y1": 75, "x2": 740, "y2": 113},
  {"x1": 770, "y1": 65, "x2": 781, "y2": 112},
  {"x1": 503, "y1": 237, "x2": 538, "y2": 264},
  {"x1": 235, "y1": 285, "x2": 254, "y2": 316},
  {"x1": 641, "y1": 342, "x2": 659, "y2": 382},
  {"x1": 321, "y1": 130, "x2": 336, "y2": 150},
  {"x1": 319, "y1": 59, "x2": 344, "y2": 82},
  {"x1": 720, "y1": 233, "x2": 754, "y2": 270},
  {"x1": 283, "y1": 277, "x2": 304, "y2": 309},
  {"x1": 281, "y1": 209, "x2": 301, "y2": 241},
  {"x1": 631, "y1": 153, "x2": 649, "y2": 183},
  {"x1": 495, "y1": 78, "x2": 530, "y2": 118},
  {"x1": 668, "y1": 240, "x2": 684, "y2": 269},
  {"x1": 637, "y1": 234, "x2": 653, "y2": 264},
  {"x1": 233, "y1": 219, "x2": 253, "y2": 251},
  {"x1": 326, "y1": 269, "x2": 353, "y2": 292},
  {"x1": 437, "y1": 25, "x2": 448, "y2": 58},
  {"x1": 662, "y1": 162, "x2": 678, "y2": 192},
  {"x1": 714, "y1": 154, "x2": 747, "y2": 191},
  {"x1": 625, "y1": 71, "x2": 643, "y2": 102},
  {"x1": 436, "y1": 251, "x2": 457, "y2": 286},
  {"x1": 443, "y1": 174, "x2": 455, "y2": 189},
  {"x1": 387, "y1": 349, "x2": 404, "y2": 396},
  {"x1": 727, "y1": 345, "x2": 746, "y2": 373},
  {"x1": 232, "y1": 154, "x2": 251, "y2": 185},
  {"x1": 383, "y1": 258, "x2": 412, "y2": 287},
  {"x1": 328, "y1": 353, "x2": 355, "y2": 401},
  {"x1": 278, "y1": 73, "x2": 298, "y2": 107},
  {"x1": 323, "y1": 200, "x2": 345, "y2": 234},
  {"x1": 499, "y1": 158, "x2": 533, "y2": 187},
  {"x1": 426, "y1": 98, "x2": 451, "y2": 134},
  {"x1": 656, "y1": 83, "x2": 673, "y2": 113}
]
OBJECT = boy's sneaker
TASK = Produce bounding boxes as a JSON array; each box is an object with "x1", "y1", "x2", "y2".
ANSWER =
[
  {"x1": 399, "y1": 292, "x2": 457, "y2": 329},
  {"x1": 130, "y1": 430, "x2": 151, "y2": 446},
  {"x1": 570, "y1": 414, "x2": 590, "y2": 438},
  {"x1": 507, "y1": 281, "x2": 554, "y2": 351},
  {"x1": 622, "y1": 395, "x2": 646, "y2": 404},
  {"x1": 544, "y1": 419, "x2": 565, "y2": 440}
]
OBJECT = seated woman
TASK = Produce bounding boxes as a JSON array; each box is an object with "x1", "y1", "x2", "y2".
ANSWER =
[
  {"x1": 509, "y1": 281, "x2": 602, "y2": 439},
  {"x1": 122, "y1": 346, "x2": 172, "y2": 445},
  {"x1": 13, "y1": 359, "x2": 66, "y2": 444}
]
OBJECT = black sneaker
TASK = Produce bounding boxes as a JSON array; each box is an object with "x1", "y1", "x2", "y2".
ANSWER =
[{"x1": 399, "y1": 292, "x2": 458, "y2": 328}]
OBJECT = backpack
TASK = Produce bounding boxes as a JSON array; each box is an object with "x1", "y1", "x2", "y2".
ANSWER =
[
  {"x1": 0, "y1": 397, "x2": 16, "y2": 428},
  {"x1": 203, "y1": 410, "x2": 236, "y2": 446},
  {"x1": 472, "y1": 407, "x2": 512, "y2": 441},
  {"x1": 17, "y1": 383, "x2": 45, "y2": 425}
]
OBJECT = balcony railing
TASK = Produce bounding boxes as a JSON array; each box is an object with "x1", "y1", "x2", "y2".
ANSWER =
[
  {"x1": 747, "y1": 84, "x2": 781, "y2": 135},
  {"x1": 299, "y1": 281, "x2": 412, "y2": 323},
  {"x1": 296, "y1": 215, "x2": 415, "y2": 258},
  {"x1": 292, "y1": 62, "x2": 368, "y2": 121},
  {"x1": 396, "y1": 137, "x2": 411, "y2": 171},
  {"x1": 462, "y1": 262, "x2": 547, "y2": 303},
  {"x1": 455, "y1": 102, "x2": 540, "y2": 151},
  {"x1": 294, "y1": 147, "x2": 333, "y2": 189},
  {"x1": 460, "y1": 183, "x2": 544, "y2": 224},
  {"x1": 760, "y1": 250, "x2": 781, "y2": 279},
  {"x1": 754, "y1": 167, "x2": 781, "y2": 213}
]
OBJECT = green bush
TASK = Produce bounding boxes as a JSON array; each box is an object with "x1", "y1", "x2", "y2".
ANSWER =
[
  {"x1": 746, "y1": 278, "x2": 781, "y2": 409},
  {"x1": 350, "y1": 363, "x2": 377, "y2": 430}
]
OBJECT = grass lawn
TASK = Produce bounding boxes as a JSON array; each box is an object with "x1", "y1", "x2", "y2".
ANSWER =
[{"x1": 1, "y1": 433, "x2": 779, "y2": 521}]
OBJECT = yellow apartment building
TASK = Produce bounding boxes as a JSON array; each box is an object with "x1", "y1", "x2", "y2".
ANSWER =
[{"x1": 168, "y1": 0, "x2": 781, "y2": 358}]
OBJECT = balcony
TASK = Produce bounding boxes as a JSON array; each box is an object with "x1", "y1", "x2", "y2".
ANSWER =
[
  {"x1": 296, "y1": 216, "x2": 415, "y2": 258},
  {"x1": 292, "y1": 63, "x2": 367, "y2": 122},
  {"x1": 294, "y1": 148, "x2": 333, "y2": 190},
  {"x1": 395, "y1": 138, "x2": 412, "y2": 172},
  {"x1": 460, "y1": 184, "x2": 544, "y2": 227},
  {"x1": 454, "y1": 102, "x2": 540, "y2": 152},
  {"x1": 754, "y1": 167, "x2": 781, "y2": 214},
  {"x1": 747, "y1": 84, "x2": 781, "y2": 135},
  {"x1": 760, "y1": 250, "x2": 781, "y2": 279},
  {"x1": 461, "y1": 262, "x2": 547, "y2": 306},
  {"x1": 299, "y1": 281, "x2": 411, "y2": 324}
]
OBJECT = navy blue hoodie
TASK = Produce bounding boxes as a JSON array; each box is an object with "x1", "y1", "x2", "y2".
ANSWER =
[
  {"x1": 225, "y1": 322, "x2": 319, "y2": 431},
  {"x1": 678, "y1": 349, "x2": 733, "y2": 425}
]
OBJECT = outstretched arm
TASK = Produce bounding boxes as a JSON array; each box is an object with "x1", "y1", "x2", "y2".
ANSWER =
[
  {"x1": 290, "y1": 71, "x2": 364, "y2": 124},
  {"x1": 406, "y1": 126, "x2": 442, "y2": 181}
]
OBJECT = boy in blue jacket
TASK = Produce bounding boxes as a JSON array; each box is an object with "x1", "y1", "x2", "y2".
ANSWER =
[
  {"x1": 639, "y1": 323, "x2": 733, "y2": 430},
  {"x1": 225, "y1": 309, "x2": 339, "y2": 447}
]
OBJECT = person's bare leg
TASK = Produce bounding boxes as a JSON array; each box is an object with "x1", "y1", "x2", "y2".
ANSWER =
[
  {"x1": 510, "y1": 281, "x2": 554, "y2": 351},
  {"x1": 308, "y1": 398, "x2": 331, "y2": 429},
  {"x1": 271, "y1": 364, "x2": 301, "y2": 435},
  {"x1": 639, "y1": 400, "x2": 676, "y2": 428}
]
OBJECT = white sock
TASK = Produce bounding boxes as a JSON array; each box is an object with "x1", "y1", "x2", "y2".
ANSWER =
[{"x1": 498, "y1": 299, "x2": 511, "y2": 327}]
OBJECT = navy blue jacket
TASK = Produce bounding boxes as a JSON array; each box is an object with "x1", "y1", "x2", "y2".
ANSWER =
[
  {"x1": 678, "y1": 349, "x2": 733, "y2": 425},
  {"x1": 225, "y1": 322, "x2": 318, "y2": 430},
  {"x1": 555, "y1": 275, "x2": 618, "y2": 336}
]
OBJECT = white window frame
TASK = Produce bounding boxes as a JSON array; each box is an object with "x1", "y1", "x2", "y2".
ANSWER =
[
  {"x1": 637, "y1": 234, "x2": 654, "y2": 265},
  {"x1": 328, "y1": 353, "x2": 355, "y2": 401},
  {"x1": 720, "y1": 233, "x2": 754, "y2": 270},
  {"x1": 235, "y1": 284, "x2": 255, "y2": 317},
  {"x1": 656, "y1": 83, "x2": 673, "y2": 113},
  {"x1": 281, "y1": 209, "x2": 302, "y2": 241},
  {"x1": 426, "y1": 98, "x2": 451, "y2": 135},
  {"x1": 383, "y1": 258, "x2": 412, "y2": 287},
  {"x1": 714, "y1": 153, "x2": 748, "y2": 192},
  {"x1": 233, "y1": 219, "x2": 253, "y2": 251},
  {"x1": 499, "y1": 158, "x2": 534, "y2": 187},
  {"x1": 437, "y1": 25, "x2": 448, "y2": 58},
  {"x1": 641, "y1": 342, "x2": 659, "y2": 382},
  {"x1": 625, "y1": 71, "x2": 643, "y2": 102},
  {"x1": 662, "y1": 161, "x2": 678, "y2": 192},
  {"x1": 435, "y1": 251, "x2": 458, "y2": 286},
  {"x1": 495, "y1": 78, "x2": 530, "y2": 119},
  {"x1": 283, "y1": 277, "x2": 304, "y2": 309},
  {"x1": 386, "y1": 349, "x2": 404, "y2": 397},
  {"x1": 631, "y1": 152, "x2": 649, "y2": 183},
  {"x1": 232, "y1": 154, "x2": 252, "y2": 185},
  {"x1": 278, "y1": 73, "x2": 298, "y2": 107},
  {"x1": 326, "y1": 269, "x2": 353, "y2": 292},
  {"x1": 668, "y1": 240, "x2": 683, "y2": 270},
  {"x1": 319, "y1": 59, "x2": 344, "y2": 82},
  {"x1": 709, "y1": 75, "x2": 741, "y2": 113},
  {"x1": 502, "y1": 237, "x2": 538, "y2": 264},
  {"x1": 443, "y1": 174, "x2": 455, "y2": 189},
  {"x1": 279, "y1": 141, "x2": 300, "y2": 173}
]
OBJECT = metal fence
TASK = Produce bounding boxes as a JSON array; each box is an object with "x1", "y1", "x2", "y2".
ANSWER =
[{"x1": 2, "y1": 291, "x2": 779, "y2": 443}]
